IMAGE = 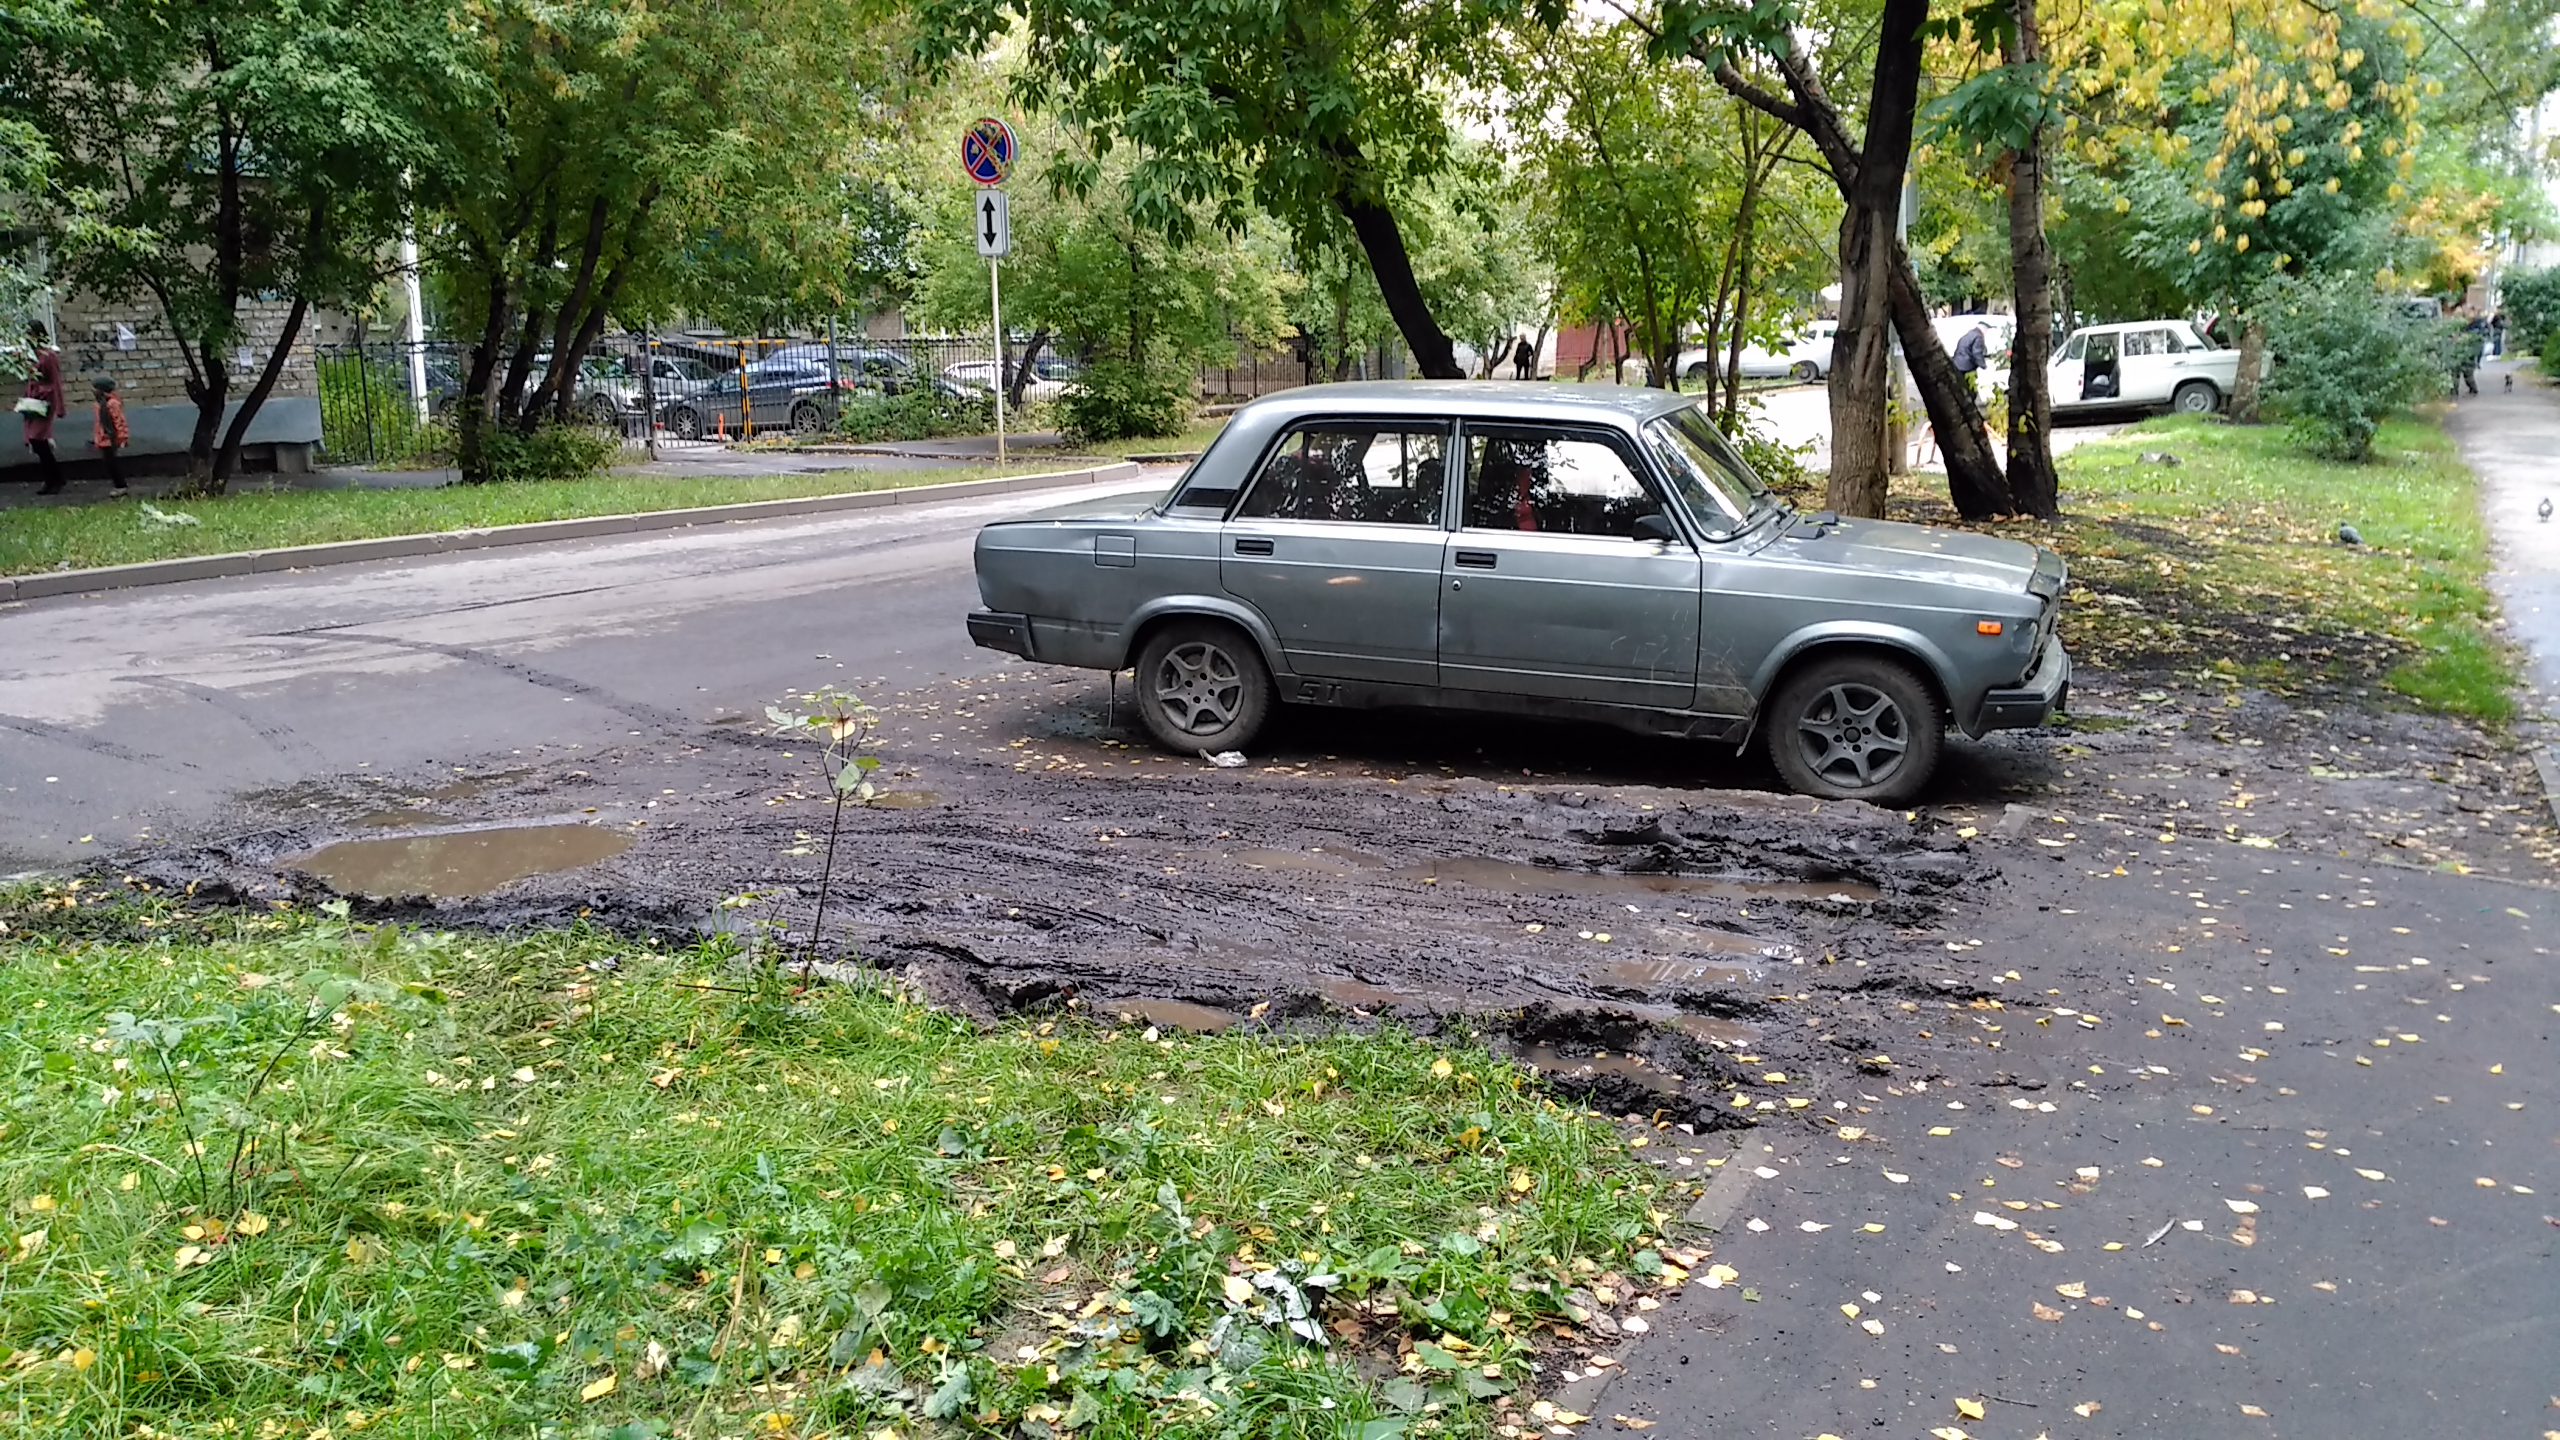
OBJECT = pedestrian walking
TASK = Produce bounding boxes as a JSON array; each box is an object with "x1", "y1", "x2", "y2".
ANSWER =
[
  {"x1": 17, "y1": 320, "x2": 65, "y2": 494},
  {"x1": 1952, "y1": 320, "x2": 1988, "y2": 401},
  {"x1": 91, "y1": 376, "x2": 129, "y2": 493},
  {"x1": 2491, "y1": 309, "x2": 2508, "y2": 357},
  {"x1": 1512, "y1": 337, "x2": 1535, "y2": 381},
  {"x1": 2454, "y1": 308, "x2": 2486, "y2": 396}
]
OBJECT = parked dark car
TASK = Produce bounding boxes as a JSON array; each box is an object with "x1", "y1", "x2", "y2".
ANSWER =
[{"x1": 657, "y1": 352, "x2": 859, "y2": 439}]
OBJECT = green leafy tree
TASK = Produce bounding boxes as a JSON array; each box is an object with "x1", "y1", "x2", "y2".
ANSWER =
[
  {"x1": 6, "y1": 0, "x2": 434, "y2": 492},
  {"x1": 913, "y1": 0, "x2": 1565, "y2": 378},
  {"x1": 417, "y1": 0, "x2": 893, "y2": 480},
  {"x1": 2260, "y1": 273, "x2": 2454, "y2": 460}
]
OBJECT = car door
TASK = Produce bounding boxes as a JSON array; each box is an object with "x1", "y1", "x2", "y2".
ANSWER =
[
  {"x1": 2116, "y1": 327, "x2": 2171, "y2": 402},
  {"x1": 1438, "y1": 422, "x2": 1701, "y2": 708},
  {"x1": 2048, "y1": 330, "x2": 2085, "y2": 408},
  {"x1": 1219, "y1": 419, "x2": 1452, "y2": 687}
]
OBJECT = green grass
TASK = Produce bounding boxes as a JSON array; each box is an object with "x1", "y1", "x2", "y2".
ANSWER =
[
  {"x1": 1074, "y1": 419, "x2": 1233, "y2": 460},
  {"x1": 0, "y1": 462, "x2": 1083, "y2": 578},
  {"x1": 2030, "y1": 414, "x2": 2514, "y2": 721},
  {"x1": 0, "y1": 887, "x2": 1669, "y2": 1439}
]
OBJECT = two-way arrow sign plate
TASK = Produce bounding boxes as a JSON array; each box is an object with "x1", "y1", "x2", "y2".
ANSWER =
[{"x1": 975, "y1": 190, "x2": 1010, "y2": 259}]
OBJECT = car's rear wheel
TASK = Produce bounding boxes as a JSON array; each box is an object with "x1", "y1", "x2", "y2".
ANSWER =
[
  {"x1": 1134, "y1": 620, "x2": 1272, "y2": 756},
  {"x1": 1766, "y1": 655, "x2": 1942, "y2": 805},
  {"x1": 1791, "y1": 360, "x2": 1820, "y2": 383},
  {"x1": 666, "y1": 405, "x2": 703, "y2": 441},
  {"x1": 583, "y1": 395, "x2": 621, "y2": 428},
  {"x1": 2172, "y1": 379, "x2": 2220, "y2": 415},
  {"x1": 789, "y1": 400, "x2": 826, "y2": 435}
]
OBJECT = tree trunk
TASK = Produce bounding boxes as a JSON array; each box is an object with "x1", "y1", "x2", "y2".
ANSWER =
[
  {"x1": 1886, "y1": 259, "x2": 2011, "y2": 518},
  {"x1": 213, "y1": 294, "x2": 311, "y2": 483},
  {"x1": 458, "y1": 262, "x2": 515, "y2": 485},
  {"x1": 1704, "y1": 5, "x2": 2007, "y2": 516},
  {"x1": 1721, "y1": 156, "x2": 1764, "y2": 426},
  {"x1": 1827, "y1": 204, "x2": 1896, "y2": 517},
  {"x1": 1008, "y1": 327, "x2": 1051, "y2": 409},
  {"x1": 1338, "y1": 194, "x2": 1462, "y2": 378},
  {"x1": 2001, "y1": 0, "x2": 2059, "y2": 520},
  {"x1": 2229, "y1": 317, "x2": 2266, "y2": 422}
]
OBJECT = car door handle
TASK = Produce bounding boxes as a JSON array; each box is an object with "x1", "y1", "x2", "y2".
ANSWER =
[
  {"x1": 1454, "y1": 550, "x2": 1498, "y2": 569},
  {"x1": 1233, "y1": 538, "x2": 1274, "y2": 555}
]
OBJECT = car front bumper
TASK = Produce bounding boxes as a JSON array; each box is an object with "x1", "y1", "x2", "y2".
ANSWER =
[
  {"x1": 1974, "y1": 634, "x2": 2071, "y2": 732},
  {"x1": 967, "y1": 610, "x2": 1035, "y2": 660}
]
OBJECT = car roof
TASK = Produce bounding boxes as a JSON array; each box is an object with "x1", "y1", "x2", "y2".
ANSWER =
[
  {"x1": 2076, "y1": 319, "x2": 2192, "y2": 333},
  {"x1": 1232, "y1": 381, "x2": 1696, "y2": 428}
]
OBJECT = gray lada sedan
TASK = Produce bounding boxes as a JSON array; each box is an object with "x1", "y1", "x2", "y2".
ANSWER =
[{"x1": 969, "y1": 382, "x2": 2067, "y2": 804}]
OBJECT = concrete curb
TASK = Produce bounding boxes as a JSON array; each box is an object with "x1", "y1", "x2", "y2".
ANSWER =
[{"x1": 0, "y1": 460, "x2": 1145, "y2": 603}]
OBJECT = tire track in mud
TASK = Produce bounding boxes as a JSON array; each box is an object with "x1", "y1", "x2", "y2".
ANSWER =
[{"x1": 115, "y1": 672, "x2": 2018, "y2": 1128}]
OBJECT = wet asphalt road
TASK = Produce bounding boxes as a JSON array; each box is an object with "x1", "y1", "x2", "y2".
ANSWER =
[
  {"x1": 0, "y1": 472, "x2": 1171, "y2": 869},
  {"x1": 1593, "y1": 843, "x2": 2558, "y2": 1439}
]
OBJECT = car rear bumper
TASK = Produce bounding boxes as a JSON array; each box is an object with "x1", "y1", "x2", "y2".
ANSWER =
[
  {"x1": 967, "y1": 610, "x2": 1036, "y2": 659},
  {"x1": 1974, "y1": 635, "x2": 2071, "y2": 732}
]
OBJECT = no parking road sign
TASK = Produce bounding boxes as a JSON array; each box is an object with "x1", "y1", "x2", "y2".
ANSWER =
[{"x1": 961, "y1": 116, "x2": 1014, "y2": 186}]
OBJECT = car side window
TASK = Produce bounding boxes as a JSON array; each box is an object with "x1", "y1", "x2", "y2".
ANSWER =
[
  {"x1": 1235, "y1": 423, "x2": 1449, "y2": 526},
  {"x1": 2062, "y1": 332, "x2": 2085, "y2": 361},
  {"x1": 1462, "y1": 426, "x2": 1663, "y2": 538},
  {"x1": 2159, "y1": 327, "x2": 2188, "y2": 354},
  {"x1": 2120, "y1": 329, "x2": 2160, "y2": 358}
]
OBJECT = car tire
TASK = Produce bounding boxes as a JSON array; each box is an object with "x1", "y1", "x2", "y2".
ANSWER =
[
  {"x1": 1133, "y1": 620, "x2": 1273, "y2": 756},
  {"x1": 789, "y1": 400, "x2": 825, "y2": 435},
  {"x1": 584, "y1": 396, "x2": 621, "y2": 428},
  {"x1": 2171, "y1": 379, "x2": 2220, "y2": 415},
  {"x1": 1791, "y1": 360, "x2": 1820, "y2": 383},
  {"x1": 1765, "y1": 654, "x2": 1943, "y2": 805},
  {"x1": 1684, "y1": 361, "x2": 1713, "y2": 384},
  {"x1": 667, "y1": 406, "x2": 703, "y2": 441}
]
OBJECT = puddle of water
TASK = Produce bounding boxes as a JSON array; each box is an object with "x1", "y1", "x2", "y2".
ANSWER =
[
  {"x1": 1669, "y1": 1014, "x2": 1759, "y2": 1047},
  {"x1": 871, "y1": 790, "x2": 941, "y2": 809},
  {"x1": 1228, "y1": 847, "x2": 1363, "y2": 874},
  {"x1": 289, "y1": 822, "x2": 632, "y2": 898},
  {"x1": 1402, "y1": 856, "x2": 1878, "y2": 903},
  {"x1": 1091, "y1": 998, "x2": 1237, "y2": 1033},
  {"x1": 1599, "y1": 956, "x2": 1758, "y2": 988},
  {"x1": 1496, "y1": 1042, "x2": 1683, "y2": 1094},
  {"x1": 351, "y1": 810, "x2": 445, "y2": 829}
]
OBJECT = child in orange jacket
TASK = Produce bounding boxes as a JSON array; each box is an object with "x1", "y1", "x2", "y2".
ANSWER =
[{"x1": 92, "y1": 376, "x2": 128, "y2": 493}]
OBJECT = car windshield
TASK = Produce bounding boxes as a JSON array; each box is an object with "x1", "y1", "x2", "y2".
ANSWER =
[{"x1": 1642, "y1": 405, "x2": 1778, "y2": 535}]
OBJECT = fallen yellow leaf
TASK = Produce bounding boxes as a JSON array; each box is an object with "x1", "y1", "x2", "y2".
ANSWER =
[
  {"x1": 2239, "y1": 1403, "x2": 2267, "y2": 1417},
  {"x1": 2055, "y1": 1281, "x2": 2087, "y2": 1299},
  {"x1": 580, "y1": 1374, "x2": 616, "y2": 1402},
  {"x1": 2032, "y1": 1302, "x2": 2065, "y2": 1321},
  {"x1": 1613, "y1": 1418, "x2": 1656, "y2": 1431},
  {"x1": 1956, "y1": 1397, "x2": 1987, "y2": 1420}
]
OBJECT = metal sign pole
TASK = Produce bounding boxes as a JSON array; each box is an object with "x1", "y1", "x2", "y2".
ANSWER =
[{"x1": 991, "y1": 257, "x2": 1006, "y2": 464}]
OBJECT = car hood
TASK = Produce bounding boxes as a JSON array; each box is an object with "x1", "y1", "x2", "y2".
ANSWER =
[{"x1": 1767, "y1": 515, "x2": 2049, "y2": 594}]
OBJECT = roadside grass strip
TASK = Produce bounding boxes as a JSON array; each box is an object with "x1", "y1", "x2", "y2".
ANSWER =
[
  {"x1": 2038, "y1": 414, "x2": 2511, "y2": 720},
  {"x1": 0, "y1": 886, "x2": 1660, "y2": 1438},
  {"x1": 0, "y1": 463, "x2": 1071, "y2": 578}
]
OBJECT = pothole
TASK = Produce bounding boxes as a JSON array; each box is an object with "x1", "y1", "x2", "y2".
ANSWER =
[{"x1": 287, "y1": 822, "x2": 632, "y2": 899}]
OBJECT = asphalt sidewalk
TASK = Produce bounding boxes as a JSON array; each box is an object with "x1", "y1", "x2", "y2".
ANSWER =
[
  {"x1": 2442, "y1": 354, "x2": 2560, "y2": 718},
  {"x1": 1583, "y1": 838, "x2": 2556, "y2": 1438}
]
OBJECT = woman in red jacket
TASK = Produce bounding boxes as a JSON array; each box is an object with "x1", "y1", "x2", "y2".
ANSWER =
[
  {"x1": 92, "y1": 375, "x2": 129, "y2": 493},
  {"x1": 19, "y1": 320, "x2": 66, "y2": 494}
]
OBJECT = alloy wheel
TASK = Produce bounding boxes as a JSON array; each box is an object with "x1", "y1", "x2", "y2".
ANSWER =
[
  {"x1": 1150, "y1": 641, "x2": 1245, "y2": 734},
  {"x1": 1793, "y1": 682, "x2": 1909, "y2": 790}
]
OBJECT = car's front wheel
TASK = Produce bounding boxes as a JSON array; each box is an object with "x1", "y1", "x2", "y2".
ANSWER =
[
  {"x1": 1791, "y1": 360, "x2": 1821, "y2": 383},
  {"x1": 2171, "y1": 379, "x2": 2221, "y2": 415},
  {"x1": 666, "y1": 405, "x2": 703, "y2": 441},
  {"x1": 1133, "y1": 620, "x2": 1272, "y2": 756},
  {"x1": 1765, "y1": 655, "x2": 1943, "y2": 805}
]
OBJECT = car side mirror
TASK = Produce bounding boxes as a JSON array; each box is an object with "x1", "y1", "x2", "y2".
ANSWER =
[{"x1": 1632, "y1": 513, "x2": 1678, "y2": 543}]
